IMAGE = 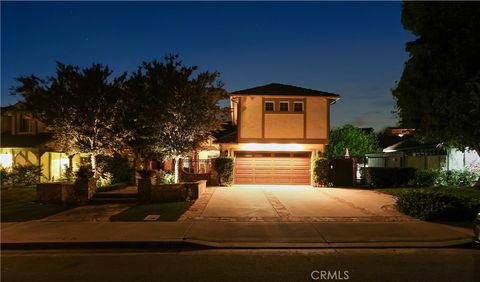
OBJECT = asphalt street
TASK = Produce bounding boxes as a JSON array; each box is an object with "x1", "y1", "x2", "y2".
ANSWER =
[{"x1": 2, "y1": 247, "x2": 480, "y2": 282}]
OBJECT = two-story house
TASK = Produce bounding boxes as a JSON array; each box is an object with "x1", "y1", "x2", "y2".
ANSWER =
[
  {"x1": 217, "y1": 83, "x2": 340, "y2": 185},
  {"x1": 0, "y1": 103, "x2": 81, "y2": 182}
]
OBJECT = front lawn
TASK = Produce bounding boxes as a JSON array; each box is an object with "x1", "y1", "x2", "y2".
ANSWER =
[
  {"x1": 110, "y1": 202, "x2": 192, "y2": 221},
  {"x1": 1, "y1": 186, "x2": 71, "y2": 222}
]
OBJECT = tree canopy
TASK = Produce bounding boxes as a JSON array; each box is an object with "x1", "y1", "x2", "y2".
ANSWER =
[
  {"x1": 392, "y1": 2, "x2": 480, "y2": 154},
  {"x1": 326, "y1": 124, "x2": 380, "y2": 159},
  {"x1": 129, "y1": 56, "x2": 228, "y2": 182},
  {"x1": 12, "y1": 63, "x2": 129, "y2": 174},
  {"x1": 12, "y1": 56, "x2": 228, "y2": 183}
]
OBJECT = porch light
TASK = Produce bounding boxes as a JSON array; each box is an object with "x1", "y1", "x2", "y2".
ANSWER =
[
  {"x1": 240, "y1": 143, "x2": 305, "y2": 151},
  {"x1": 0, "y1": 153, "x2": 13, "y2": 168}
]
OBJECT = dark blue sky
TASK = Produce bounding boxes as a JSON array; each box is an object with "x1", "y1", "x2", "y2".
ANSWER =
[{"x1": 1, "y1": 1, "x2": 414, "y2": 131}]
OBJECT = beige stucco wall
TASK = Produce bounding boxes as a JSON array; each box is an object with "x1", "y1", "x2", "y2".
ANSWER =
[
  {"x1": 264, "y1": 114, "x2": 304, "y2": 138},
  {"x1": 306, "y1": 97, "x2": 328, "y2": 139},
  {"x1": 220, "y1": 143, "x2": 326, "y2": 159},
  {"x1": 239, "y1": 96, "x2": 263, "y2": 138},
  {"x1": 237, "y1": 95, "x2": 329, "y2": 141}
]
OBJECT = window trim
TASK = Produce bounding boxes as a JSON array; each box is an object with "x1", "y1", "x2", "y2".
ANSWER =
[
  {"x1": 279, "y1": 101, "x2": 289, "y2": 112},
  {"x1": 264, "y1": 101, "x2": 275, "y2": 112},
  {"x1": 293, "y1": 101, "x2": 304, "y2": 112}
]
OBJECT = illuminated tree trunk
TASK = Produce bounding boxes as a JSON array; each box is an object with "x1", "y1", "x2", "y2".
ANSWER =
[
  {"x1": 174, "y1": 156, "x2": 180, "y2": 184},
  {"x1": 91, "y1": 154, "x2": 97, "y2": 177}
]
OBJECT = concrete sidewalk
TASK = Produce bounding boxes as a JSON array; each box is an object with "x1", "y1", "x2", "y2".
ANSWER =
[{"x1": 1, "y1": 220, "x2": 474, "y2": 249}]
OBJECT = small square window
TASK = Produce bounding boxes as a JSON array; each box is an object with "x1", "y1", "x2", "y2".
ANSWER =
[
  {"x1": 279, "y1": 102, "x2": 289, "y2": 112},
  {"x1": 265, "y1": 102, "x2": 274, "y2": 112},
  {"x1": 294, "y1": 102, "x2": 303, "y2": 112}
]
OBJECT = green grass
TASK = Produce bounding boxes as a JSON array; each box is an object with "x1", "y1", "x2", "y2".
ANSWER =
[
  {"x1": 378, "y1": 186, "x2": 480, "y2": 201},
  {"x1": 110, "y1": 202, "x2": 192, "y2": 221},
  {"x1": 1, "y1": 186, "x2": 71, "y2": 222}
]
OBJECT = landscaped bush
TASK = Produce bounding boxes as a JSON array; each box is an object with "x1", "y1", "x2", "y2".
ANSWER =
[
  {"x1": 97, "y1": 155, "x2": 133, "y2": 184},
  {"x1": 75, "y1": 165, "x2": 94, "y2": 179},
  {"x1": 213, "y1": 157, "x2": 234, "y2": 186},
  {"x1": 8, "y1": 164, "x2": 43, "y2": 186},
  {"x1": 61, "y1": 165, "x2": 75, "y2": 183},
  {"x1": 435, "y1": 169, "x2": 478, "y2": 187},
  {"x1": 1, "y1": 167, "x2": 12, "y2": 187},
  {"x1": 97, "y1": 171, "x2": 113, "y2": 187},
  {"x1": 157, "y1": 170, "x2": 175, "y2": 184},
  {"x1": 361, "y1": 167, "x2": 416, "y2": 187},
  {"x1": 396, "y1": 190, "x2": 480, "y2": 220},
  {"x1": 413, "y1": 169, "x2": 440, "y2": 187},
  {"x1": 311, "y1": 157, "x2": 331, "y2": 186}
]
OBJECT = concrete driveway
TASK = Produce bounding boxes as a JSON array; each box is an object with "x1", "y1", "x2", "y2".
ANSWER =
[{"x1": 180, "y1": 185, "x2": 413, "y2": 222}]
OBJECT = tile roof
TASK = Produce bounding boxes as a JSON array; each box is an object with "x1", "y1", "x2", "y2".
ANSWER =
[{"x1": 231, "y1": 83, "x2": 340, "y2": 98}]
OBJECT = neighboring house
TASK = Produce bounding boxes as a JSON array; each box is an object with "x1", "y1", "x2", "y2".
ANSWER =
[
  {"x1": 214, "y1": 83, "x2": 340, "y2": 185},
  {"x1": 366, "y1": 138, "x2": 480, "y2": 172},
  {"x1": 0, "y1": 103, "x2": 81, "y2": 182}
]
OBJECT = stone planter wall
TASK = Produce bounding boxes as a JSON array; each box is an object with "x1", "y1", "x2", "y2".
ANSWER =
[
  {"x1": 37, "y1": 178, "x2": 97, "y2": 205},
  {"x1": 149, "y1": 180, "x2": 207, "y2": 203},
  {"x1": 181, "y1": 171, "x2": 218, "y2": 186},
  {"x1": 37, "y1": 182, "x2": 76, "y2": 205},
  {"x1": 74, "y1": 178, "x2": 97, "y2": 203}
]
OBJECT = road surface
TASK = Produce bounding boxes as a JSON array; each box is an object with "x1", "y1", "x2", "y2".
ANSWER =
[{"x1": 2, "y1": 247, "x2": 480, "y2": 282}]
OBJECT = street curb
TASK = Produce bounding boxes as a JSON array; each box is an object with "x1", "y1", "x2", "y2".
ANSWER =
[
  {"x1": 1, "y1": 241, "x2": 203, "y2": 251},
  {"x1": 2, "y1": 237, "x2": 473, "y2": 250}
]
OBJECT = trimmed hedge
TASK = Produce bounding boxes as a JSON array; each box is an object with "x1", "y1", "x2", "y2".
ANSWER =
[
  {"x1": 311, "y1": 157, "x2": 331, "y2": 186},
  {"x1": 362, "y1": 167, "x2": 416, "y2": 187},
  {"x1": 396, "y1": 190, "x2": 480, "y2": 220},
  {"x1": 214, "y1": 157, "x2": 234, "y2": 186},
  {"x1": 413, "y1": 169, "x2": 478, "y2": 187},
  {"x1": 413, "y1": 169, "x2": 439, "y2": 187}
]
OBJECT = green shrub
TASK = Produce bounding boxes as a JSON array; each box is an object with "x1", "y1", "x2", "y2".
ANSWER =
[
  {"x1": 76, "y1": 165, "x2": 94, "y2": 179},
  {"x1": 214, "y1": 157, "x2": 234, "y2": 186},
  {"x1": 413, "y1": 169, "x2": 439, "y2": 187},
  {"x1": 97, "y1": 172, "x2": 113, "y2": 187},
  {"x1": 157, "y1": 170, "x2": 175, "y2": 184},
  {"x1": 1, "y1": 167, "x2": 12, "y2": 186},
  {"x1": 362, "y1": 167, "x2": 416, "y2": 187},
  {"x1": 311, "y1": 157, "x2": 331, "y2": 186},
  {"x1": 9, "y1": 164, "x2": 43, "y2": 186},
  {"x1": 61, "y1": 165, "x2": 75, "y2": 183},
  {"x1": 396, "y1": 190, "x2": 479, "y2": 220},
  {"x1": 436, "y1": 169, "x2": 478, "y2": 187},
  {"x1": 97, "y1": 155, "x2": 133, "y2": 184}
]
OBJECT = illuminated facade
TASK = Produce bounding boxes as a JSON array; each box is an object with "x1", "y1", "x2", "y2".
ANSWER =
[
  {"x1": 0, "y1": 103, "x2": 81, "y2": 182},
  {"x1": 217, "y1": 83, "x2": 340, "y2": 185}
]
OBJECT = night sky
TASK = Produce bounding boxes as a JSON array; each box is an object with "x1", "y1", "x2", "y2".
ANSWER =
[{"x1": 1, "y1": 1, "x2": 414, "y2": 131}]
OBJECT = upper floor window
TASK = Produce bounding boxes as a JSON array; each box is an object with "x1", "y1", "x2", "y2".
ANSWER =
[
  {"x1": 294, "y1": 102, "x2": 304, "y2": 112},
  {"x1": 279, "y1": 101, "x2": 289, "y2": 112},
  {"x1": 265, "y1": 101, "x2": 274, "y2": 112}
]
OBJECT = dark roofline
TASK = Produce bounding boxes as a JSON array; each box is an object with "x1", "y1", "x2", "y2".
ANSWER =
[{"x1": 230, "y1": 83, "x2": 340, "y2": 100}]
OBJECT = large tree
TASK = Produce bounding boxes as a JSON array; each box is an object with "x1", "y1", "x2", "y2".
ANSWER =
[
  {"x1": 128, "y1": 55, "x2": 228, "y2": 182},
  {"x1": 392, "y1": 3, "x2": 480, "y2": 161},
  {"x1": 327, "y1": 124, "x2": 380, "y2": 159},
  {"x1": 12, "y1": 63, "x2": 129, "y2": 176}
]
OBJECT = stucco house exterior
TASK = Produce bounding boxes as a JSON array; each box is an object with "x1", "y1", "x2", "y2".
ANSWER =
[
  {"x1": 215, "y1": 83, "x2": 340, "y2": 185},
  {"x1": 0, "y1": 103, "x2": 81, "y2": 182}
]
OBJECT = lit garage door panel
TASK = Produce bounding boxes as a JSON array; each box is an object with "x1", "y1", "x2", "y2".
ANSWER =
[{"x1": 234, "y1": 152, "x2": 311, "y2": 185}]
